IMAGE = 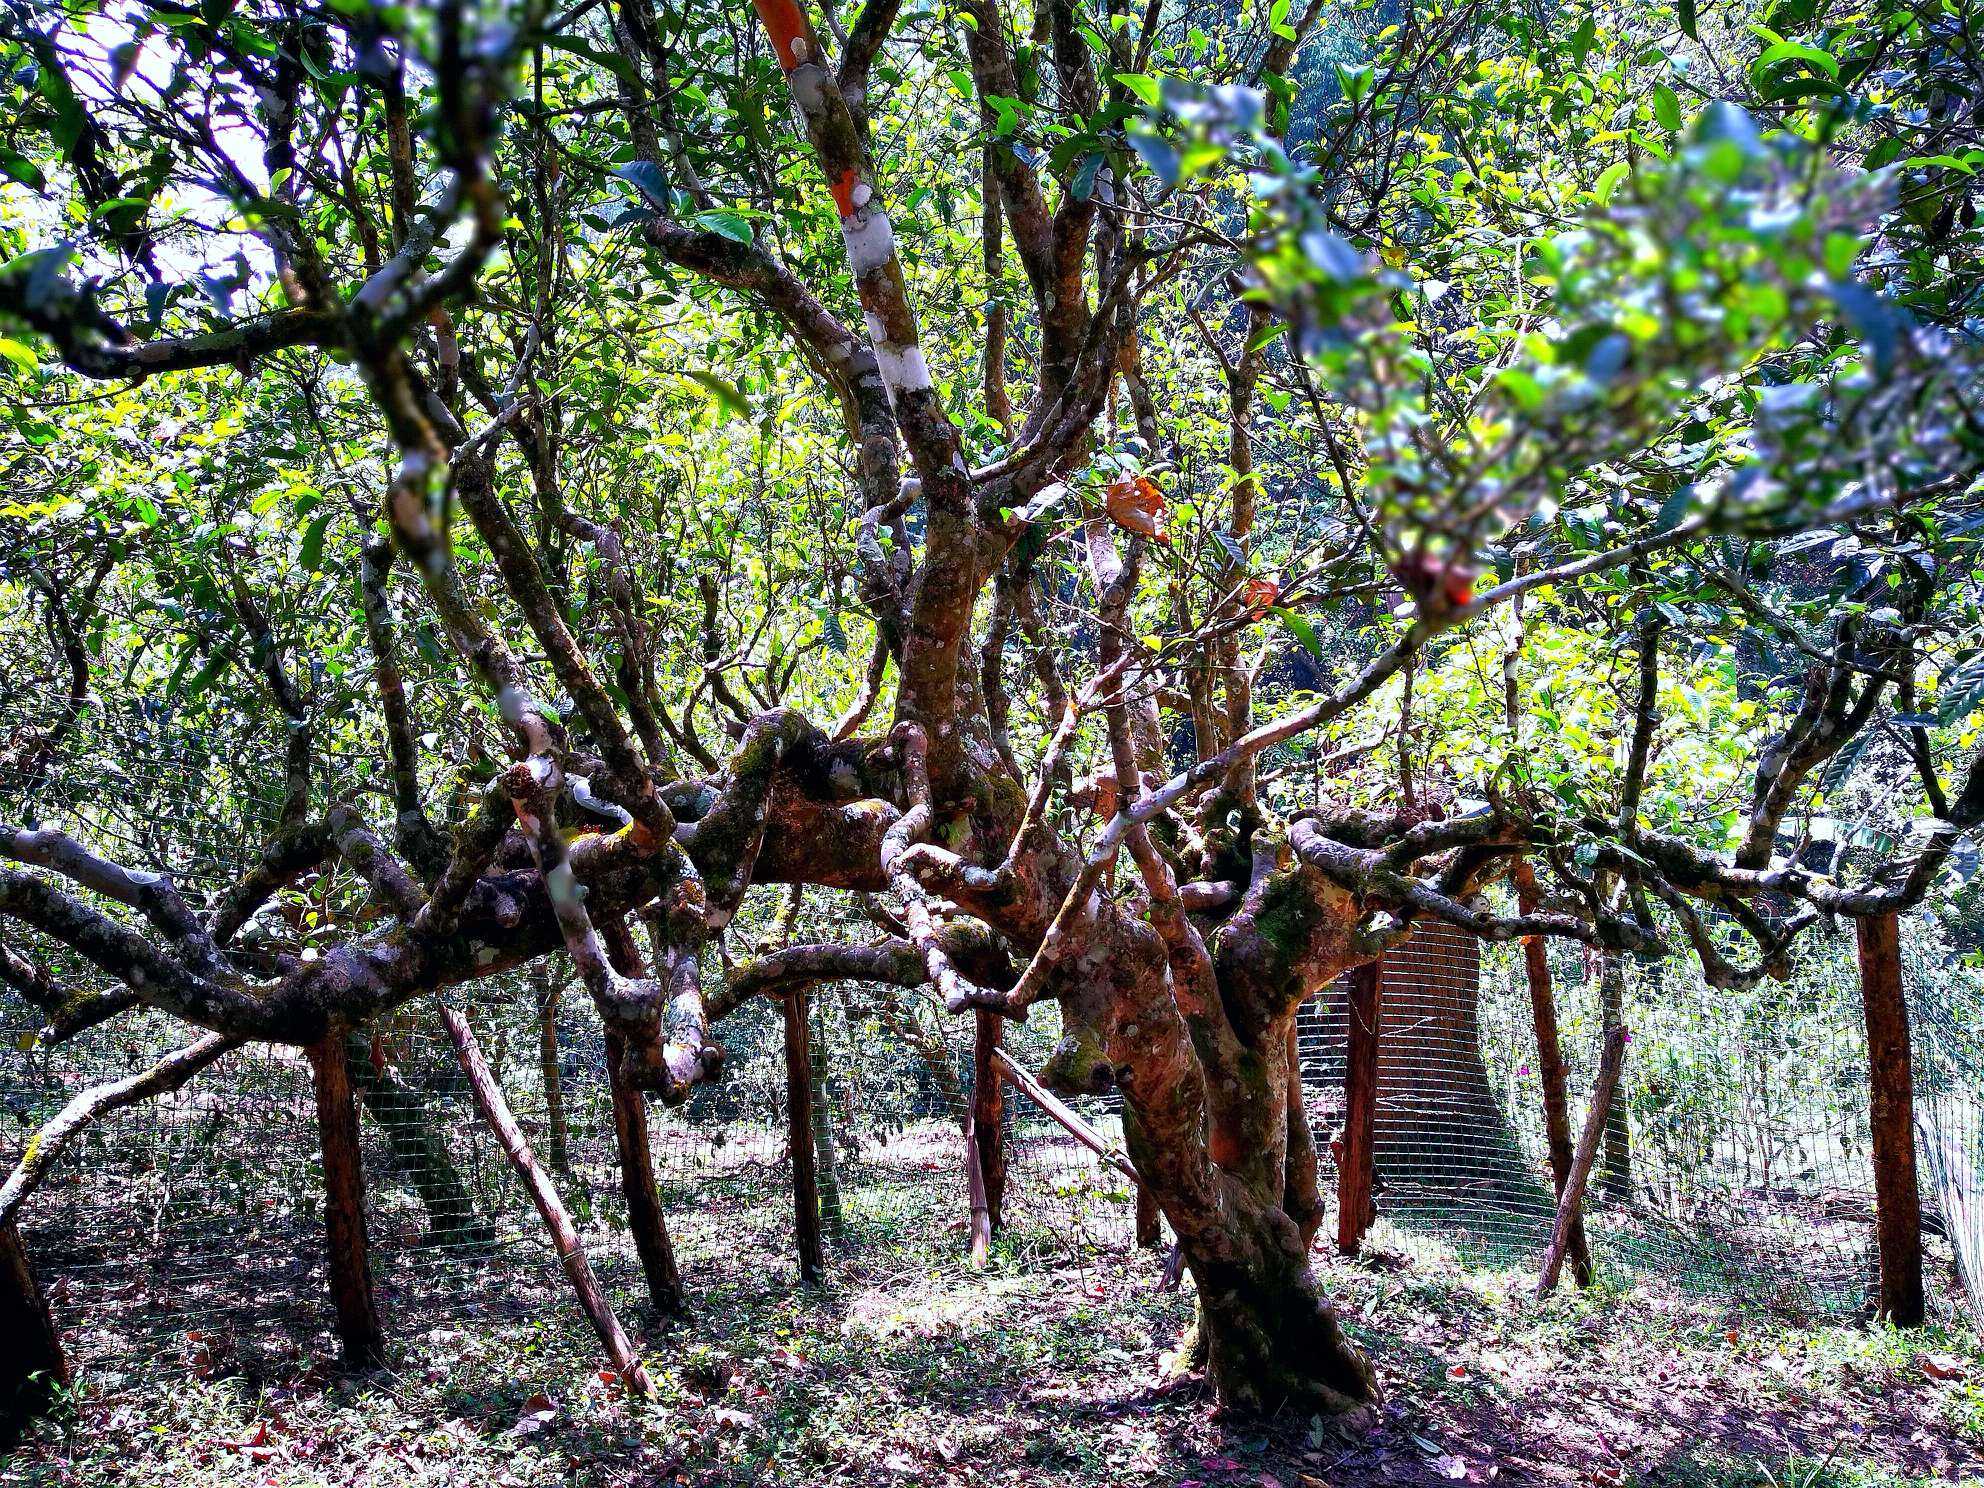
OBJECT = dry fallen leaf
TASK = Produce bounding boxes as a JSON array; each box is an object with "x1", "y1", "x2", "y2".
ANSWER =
[{"x1": 512, "y1": 1394, "x2": 558, "y2": 1436}]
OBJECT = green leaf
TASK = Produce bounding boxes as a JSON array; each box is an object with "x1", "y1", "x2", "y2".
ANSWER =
[
  {"x1": 299, "y1": 511, "x2": 333, "y2": 573},
  {"x1": 0, "y1": 148, "x2": 46, "y2": 192},
  {"x1": 1112, "y1": 72, "x2": 1160, "y2": 107},
  {"x1": 1271, "y1": 606, "x2": 1325, "y2": 660},
  {"x1": 685, "y1": 369, "x2": 751, "y2": 419},
  {"x1": 987, "y1": 95, "x2": 1024, "y2": 138},
  {"x1": 1594, "y1": 160, "x2": 1631, "y2": 204},
  {"x1": 1652, "y1": 85, "x2": 1682, "y2": 133},
  {"x1": 1244, "y1": 322, "x2": 1287, "y2": 354},
  {"x1": 690, "y1": 208, "x2": 754, "y2": 243},
  {"x1": 1678, "y1": 0, "x2": 1698, "y2": 39}
]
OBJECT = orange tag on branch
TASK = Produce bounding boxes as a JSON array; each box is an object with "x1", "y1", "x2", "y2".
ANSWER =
[{"x1": 1104, "y1": 474, "x2": 1169, "y2": 543}]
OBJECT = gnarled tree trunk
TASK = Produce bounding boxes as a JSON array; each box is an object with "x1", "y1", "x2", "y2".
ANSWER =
[
  {"x1": 1054, "y1": 901, "x2": 1379, "y2": 1417},
  {"x1": 0, "y1": 1220, "x2": 66, "y2": 1448}
]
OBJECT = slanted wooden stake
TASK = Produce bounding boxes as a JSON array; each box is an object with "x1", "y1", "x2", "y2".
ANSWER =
[
  {"x1": 784, "y1": 985, "x2": 824, "y2": 1285},
  {"x1": 1536, "y1": 1025, "x2": 1628, "y2": 1298},
  {"x1": 1337, "y1": 958, "x2": 1383, "y2": 1256},
  {"x1": 0, "y1": 1220, "x2": 68, "y2": 1449},
  {"x1": 305, "y1": 1030, "x2": 386, "y2": 1369},
  {"x1": 436, "y1": 1003, "x2": 652, "y2": 1394},
  {"x1": 1513, "y1": 860, "x2": 1592, "y2": 1286},
  {"x1": 605, "y1": 1030, "x2": 683, "y2": 1315},
  {"x1": 992, "y1": 1049, "x2": 1141, "y2": 1184},
  {"x1": 1856, "y1": 911, "x2": 1926, "y2": 1326}
]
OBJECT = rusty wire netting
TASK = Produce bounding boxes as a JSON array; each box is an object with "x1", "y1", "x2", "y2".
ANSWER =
[
  {"x1": 1296, "y1": 918, "x2": 1981, "y2": 1323},
  {"x1": 2, "y1": 704, "x2": 1981, "y2": 1381}
]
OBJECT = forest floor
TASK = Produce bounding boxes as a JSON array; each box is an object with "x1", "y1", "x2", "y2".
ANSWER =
[{"x1": 6, "y1": 1178, "x2": 1983, "y2": 1488}]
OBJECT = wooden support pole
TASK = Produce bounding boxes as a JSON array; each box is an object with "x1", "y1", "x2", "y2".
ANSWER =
[
  {"x1": 991, "y1": 1049, "x2": 1141, "y2": 1184},
  {"x1": 0, "y1": 1220, "x2": 68, "y2": 1450},
  {"x1": 305, "y1": 1030, "x2": 386, "y2": 1369},
  {"x1": 972, "y1": 1009, "x2": 1007, "y2": 1233},
  {"x1": 1536, "y1": 1025, "x2": 1628, "y2": 1298},
  {"x1": 964, "y1": 1108, "x2": 993, "y2": 1269},
  {"x1": 1856, "y1": 912, "x2": 1926, "y2": 1327},
  {"x1": 783, "y1": 986, "x2": 824, "y2": 1285},
  {"x1": 1337, "y1": 957, "x2": 1382, "y2": 1256},
  {"x1": 808, "y1": 999, "x2": 847, "y2": 1241},
  {"x1": 436, "y1": 1004, "x2": 652, "y2": 1394},
  {"x1": 605, "y1": 1029, "x2": 684, "y2": 1316},
  {"x1": 1513, "y1": 860, "x2": 1592, "y2": 1286}
]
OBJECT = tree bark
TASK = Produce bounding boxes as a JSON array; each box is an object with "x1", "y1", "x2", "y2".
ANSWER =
[
  {"x1": 1537, "y1": 1025, "x2": 1628, "y2": 1296},
  {"x1": 971, "y1": 1008, "x2": 1006, "y2": 1232},
  {"x1": 305, "y1": 1031, "x2": 387, "y2": 1369},
  {"x1": 808, "y1": 997, "x2": 847, "y2": 1241},
  {"x1": 343, "y1": 1028, "x2": 491, "y2": 1248},
  {"x1": 1596, "y1": 947, "x2": 1632, "y2": 1202},
  {"x1": 0, "y1": 1220, "x2": 67, "y2": 1449},
  {"x1": 437, "y1": 1003, "x2": 653, "y2": 1393},
  {"x1": 605, "y1": 1028, "x2": 684, "y2": 1316},
  {"x1": 1338, "y1": 958, "x2": 1382, "y2": 1254},
  {"x1": 784, "y1": 985, "x2": 824, "y2": 1285},
  {"x1": 1856, "y1": 911, "x2": 1926, "y2": 1326},
  {"x1": 1514, "y1": 860, "x2": 1592, "y2": 1285}
]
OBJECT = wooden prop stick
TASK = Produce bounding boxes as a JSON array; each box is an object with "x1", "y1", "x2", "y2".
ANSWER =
[
  {"x1": 1514, "y1": 860, "x2": 1592, "y2": 1285},
  {"x1": 992, "y1": 1049, "x2": 1140, "y2": 1184},
  {"x1": 1856, "y1": 911, "x2": 1926, "y2": 1326},
  {"x1": 0, "y1": 1031, "x2": 240, "y2": 1229},
  {"x1": 783, "y1": 986, "x2": 825, "y2": 1284},
  {"x1": 306, "y1": 1031, "x2": 388, "y2": 1368},
  {"x1": 1337, "y1": 958, "x2": 1382, "y2": 1255},
  {"x1": 1536, "y1": 1025, "x2": 1628, "y2": 1298},
  {"x1": 968, "y1": 1007, "x2": 1007, "y2": 1261},
  {"x1": 436, "y1": 1003, "x2": 653, "y2": 1393}
]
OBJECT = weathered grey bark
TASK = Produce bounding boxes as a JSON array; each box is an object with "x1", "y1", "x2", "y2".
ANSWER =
[{"x1": 1596, "y1": 947, "x2": 1632, "y2": 1203}]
